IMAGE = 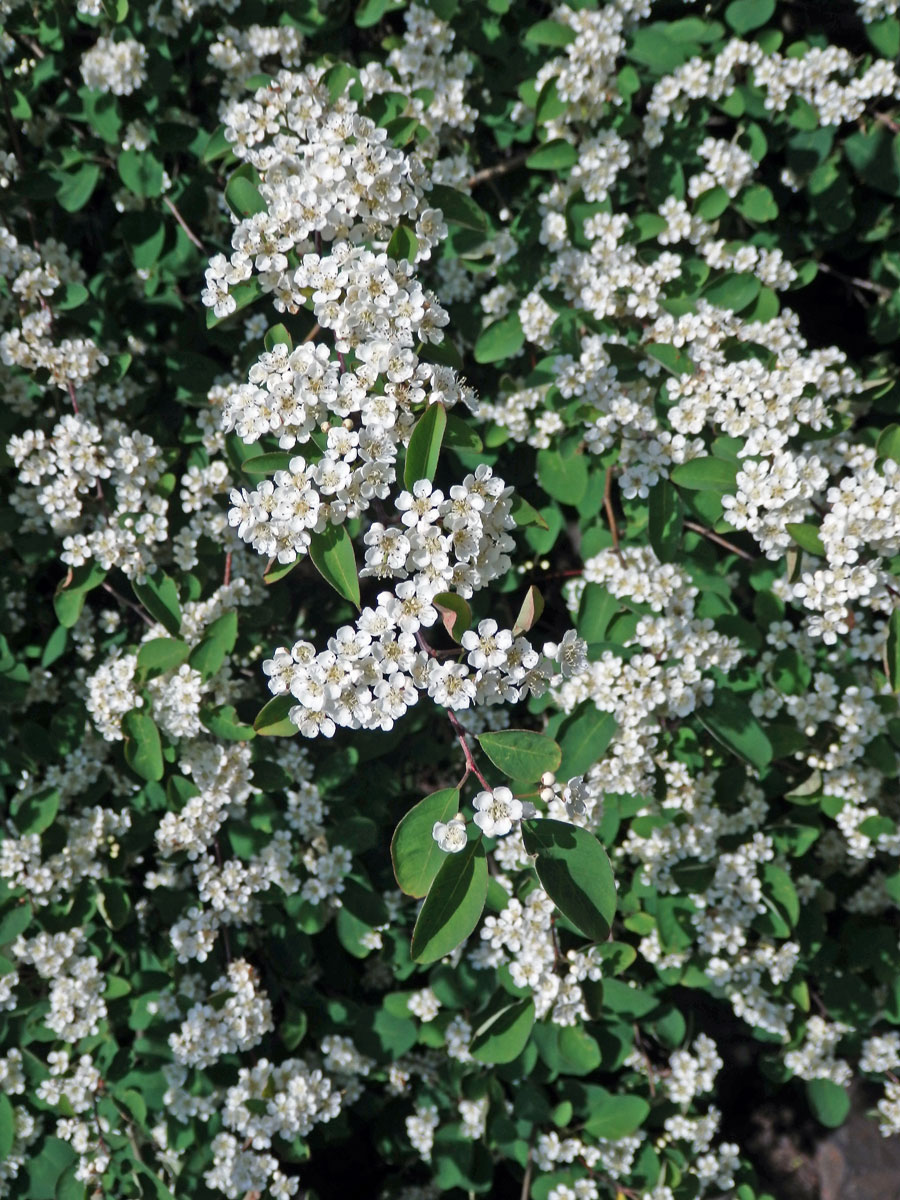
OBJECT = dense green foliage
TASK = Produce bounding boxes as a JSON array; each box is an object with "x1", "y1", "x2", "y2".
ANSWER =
[{"x1": 5, "y1": 1, "x2": 900, "y2": 1199}]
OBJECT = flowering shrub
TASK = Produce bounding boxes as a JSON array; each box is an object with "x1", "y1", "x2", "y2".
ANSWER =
[{"x1": 6, "y1": 1, "x2": 900, "y2": 1197}]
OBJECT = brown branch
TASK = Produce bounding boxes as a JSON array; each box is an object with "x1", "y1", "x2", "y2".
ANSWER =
[
  {"x1": 448, "y1": 710, "x2": 491, "y2": 790},
  {"x1": 603, "y1": 467, "x2": 625, "y2": 566},
  {"x1": 100, "y1": 581, "x2": 155, "y2": 628},
  {"x1": 519, "y1": 1146, "x2": 533, "y2": 1200},
  {"x1": 683, "y1": 520, "x2": 754, "y2": 561},
  {"x1": 816, "y1": 260, "x2": 891, "y2": 302},
  {"x1": 467, "y1": 149, "x2": 531, "y2": 190},
  {"x1": 302, "y1": 322, "x2": 322, "y2": 343},
  {"x1": 163, "y1": 196, "x2": 206, "y2": 251}
]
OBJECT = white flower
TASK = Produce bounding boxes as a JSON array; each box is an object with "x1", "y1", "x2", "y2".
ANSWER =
[
  {"x1": 472, "y1": 786, "x2": 523, "y2": 837},
  {"x1": 432, "y1": 814, "x2": 467, "y2": 853}
]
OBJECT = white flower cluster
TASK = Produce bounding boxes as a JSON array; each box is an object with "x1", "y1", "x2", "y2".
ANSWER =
[
  {"x1": 169, "y1": 959, "x2": 274, "y2": 1069},
  {"x1": 261, "y1": 469, "x2": 583, "y2": 737},
  {"x1": 644, "y1": 38, "x2": 900, "y2": 146},
  {"x1": 474, "y1": 886, "x2": 593, "y2": 1025},
  {"x1": 80, "y1": 36, "x2": 148, "y2": 96},
  {"x1": 784, "y1": 1016, "x2": 853, "y2": 1085}
]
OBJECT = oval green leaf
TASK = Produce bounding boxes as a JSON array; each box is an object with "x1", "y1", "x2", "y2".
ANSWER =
[
  {"x1": 254, "y1": 694, "x2": 297, "y2": 736},
  {"x1": 132, "y1": 571, "x2": 182, "y2": 636},
  {"x1": 521, "y1": 818, "x2": 617, "y2": 942},
  {"x1": 309, "y1": 523, "x2": 361, "y2": 609},
  {"x1": 477, "y1": 729, "x2": 561, "y2": 781},
  {"x1": 470, "y1": 996, "x2": 535, "y2": 1064},
  {"x1": 410, "y1": 838, "x2": 487, "y2": 964},
  {"x1": 404, "y1": 402, "x2": 447, "y2": 489},
  {"x1": 391, "y1": 788, "x2": 460, "y2": 898},
  {"x1": 121, "y1": 709, "x2": 164, "y2": 782},
  {"x1": 557, "y1": 702, "x2": 617, "y2": 778}
]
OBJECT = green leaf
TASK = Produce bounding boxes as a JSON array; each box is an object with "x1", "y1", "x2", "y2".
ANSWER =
[
  {"x1": 583, "y1": 1091, "x2": 651, "y2": 1140},
  {"x1": 97, "y1": 880, "x2": 131, "y2": 930},
  {"x1": 805, "y1": 1078, "x2": 850, "y2": 1128},
  {"x1": 877, "y1": 424, "x2": 900, "y2": 463},
  {"x1": 0, "y1": 903, "x2": 32, "y2": 947},
  {"x1": 121, "y1": 709, "x2": 164, "y2": 782},
  {"x1": 410, "y1": 838, "x2": 487, "y2": 964},
  {"x1": 703, "y1": 272, "x2": 761, "y2": 312},
  {"x1": 225, "y1": 171, "x2": 267, "y2": 218},
  {"x1": 56, "y1": 164, "x2": 101, "y2": 213},
  {"x1": 557, "y1": 703, "x2": 617, "y2": 778},
  {"x1": 117, "y1": 149, "x2": 164, "y2": 198},
  {"x1": 888, "y1": 608, "x2": 900, "y2": 692},
  {"x1": 526, "y1": 139, "x2": 577, "y2": 170},
  {"x1": 786, "y1": 522, "x2": 825, "y2": 556},
  {"x1": 199, "y1": 704, "x2": 256, "y2": 740},
  {"x1": 404, "y1": 402, "x2": 447, "y2": 489},
  {"x1": 308, "y1": 524, "x2": 361, "y2": 609},
  {"x1": 132, "y1": 572, "x2": 182, "y2": 636},
  {"x1": 201, "y1": 124, "x2": 233, "y2": 163},
  {"x1": 535, "y1": 78, "x2": 568, "y2": 124},
  {"x1": 188, "y1": 611, "x2": 238, "y2": 680},
  {"x1": 0, "y1": 1093, "x2": 13, "y2": 1161},
  {"x1": 387, "y1": 224, "x2": 419, "y2": 263},
  {"x1": 12, "y1": 786, "x2": 59, "y2": 835},
  {"x1": 696, "y1": 689, "x2": 772, "y2": 771},
  {"x1": 474, "y1": 313, "x2": 525, "y2": 364},
  {"x1": 53, "y1": 562, "x2": 107, "y2": 628},
  {"x1": 355, "y1": 0, "x2": 405, "y2": 27},
  {"x1": 725, "y1": 0, "x2": 775, "y2": 33},
  {"x1": 40, "y1": 625, "x2": 68, "y2": 669},
  {"x1": 648, "y1": 480, "x2": 684, "y2": 564},
  {"x1": 443, "y1": 413, "x2": 483, "y2": 453},
  {"x1": 136, "y1": 638, "x2": 191, "y2": 678},
  {"x1": 470, "y1": 996, "x2": 535, "y2": 1063},
  {"x1": 521, "y1": 818, "x2": 617, "y2": 942},
  {"x1": 432, "y1": 592, "x2": 472, "y2": 642},
  {"x1": 735, "y1": 184, "x2": 778, "y2": 223},
  {"x1": 670, "y1": 457, "x2": 739, "y2": 493},
  {"x1": 264, "y1": 324, "x2": 293, "y2": 352},
  {"x1": 524, "y1": 19, "x2": 576, "y2": 46},
  {"x1": 867, "y1": 16, "x2": 900, "y2": 57},
  {"x1": 254, "y1": 695, "x2": 296, "y2": 736},
  {"x1": 477, "y1": 729, "x2": 561, "y2": 781},
  {"x1": 242, "y1": 452, "x2": 296, "y2": 476},
  {"x1": 510, "y1": 494, "x2": 550, "y2": 530},
  {"x1": 391, "y1": 788, "x2": 460, "y2": 897},
  {"x1": 536, "y1": 447, "x2": 588, "y2": 505},
  {"x1": 427, "y1": 184, "x2": 487, "y2": 233}
]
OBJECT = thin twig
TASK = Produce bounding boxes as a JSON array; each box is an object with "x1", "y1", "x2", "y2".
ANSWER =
[
  {"x1": 875, "y1": 110, "x2": 900, "y2": 135},
  {"x1": 519, "y1": 1146, "x2": 533, "y2": 1200},
  {"x1": 683, "y1": 520, "x2": 754, "y2": 561},
  {"x1": 101, "y1": 581, "x2": 156, "y2": 627},
  {"x1": 302, "y1": 322, "x2": 321, "y2": 343},
  {"x1": 816, "y1": 260, "x2": 891, "y2": 302},
  {"x1": 448, "y1": 710, "x2": 491, "y2": 790},
  {"x1": 163, "y1": 196, "x2": 206, "y2": 251},
  {"x1": 467, "y1": 149, "x2": 531, "y2": 190},
  {"x1": 603, "y1": 467, "x2": 625, "y2": 566}
]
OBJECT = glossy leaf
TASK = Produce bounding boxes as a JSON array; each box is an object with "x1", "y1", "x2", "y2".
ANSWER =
[
  {"x1": 410, "y1": 838, "x2": 487, "y2": 964},
  {"x1": 556, "y1": 702, "x2": 617, "y2": 778},
  {"x1": 477, "y1": 729, "x2": 561, "y2": 781},
  {"x1": 512, "y1": 585, "x2": 544, "y2": 636},
  {"x1": 522, "y1": 818, "x2": 617, "y2": 942},
  {"x1": 121, "y1": 709, "x2": 164, "y2": 782},
  {"x1": 132, "y1": 571, "x2": 182, "y2": 636},
  {"x1": 470, "y1": 996, "x2": 535, "y2": 1063},
  {"x1": 670, "y1": 457, "x2": 740, "y2": 493},
  {"x1": 404, "y1": 402, "x2": 447, "y2": 489},
  {"x1": 254, "y1": 694, "x2": 297, "y2": 736},
  {"x1": 473, "y1": 313, "x2": 524, "y2": 364},
  {"x1": 309, "y1": 524, "x2": 361, "y2": 609},
  {"x1": 391, "y1": 788, "x2": 460, "y2": 897},
  {"x1": 136, "y1": 638, "x2": 191, "y2": 678},
  {"x1": 432, "y1": 592, "x2": 472, "y2": 642},
  {"x1": 427, "y1": 183, "x2": 488, "y2": 232}
]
